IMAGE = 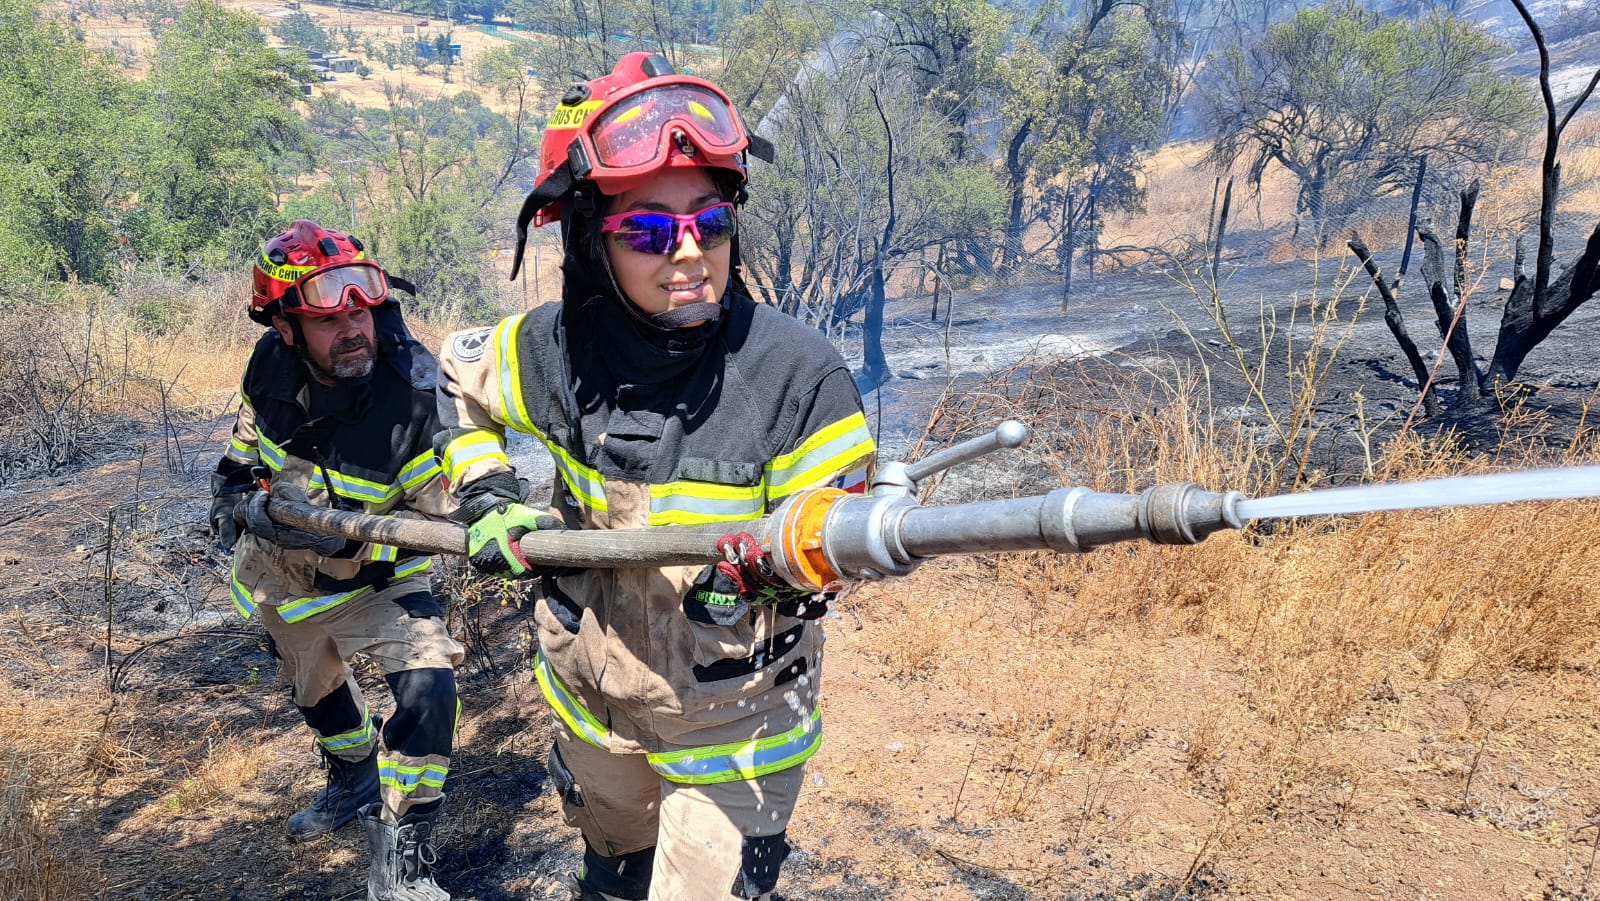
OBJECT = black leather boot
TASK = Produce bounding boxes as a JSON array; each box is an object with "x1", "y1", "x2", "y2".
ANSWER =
[{"x1": 286, "y1": 740, "x2": 380, "y2": 842}]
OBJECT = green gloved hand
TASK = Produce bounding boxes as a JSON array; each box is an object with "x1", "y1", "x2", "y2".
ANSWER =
[{"x1": 467, "y1": 502, "x2": 557, "y2": 577}]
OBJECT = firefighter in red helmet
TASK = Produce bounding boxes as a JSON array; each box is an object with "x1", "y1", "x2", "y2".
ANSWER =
[
  {"x1": 210, "y1": 221, "x2": 460, "y2": 900},
  {"x1": 435, "y1": 55, "x2": 875, "y2": 899}
]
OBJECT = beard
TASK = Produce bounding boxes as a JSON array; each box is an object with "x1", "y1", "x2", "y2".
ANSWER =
[{"x1": 310, "y1": 334, "x2": 376, "y2": 382}]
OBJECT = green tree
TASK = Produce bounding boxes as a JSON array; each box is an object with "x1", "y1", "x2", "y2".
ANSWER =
[
  {"x1": 736, "y1": 5, "x2": 1006, "y2": 386},
  {"x1": 135, "y1": 0, "x2": 308, "y2": 268},
  {"x1": 995, "y1": 0, "x2": 1172, "y2": 289},
  {"x1": 307, "y1": 85, "x2": 538, "y2": 318},
  {"x1": 272, "y1": 10, "x2": 332, "y2": 52},
  {"x1": 1204, "y1": 1, "x2": 1536, "y2": 238},
  {"x1": 0, "y1": 0, "x2": 129, "y2": 289}
]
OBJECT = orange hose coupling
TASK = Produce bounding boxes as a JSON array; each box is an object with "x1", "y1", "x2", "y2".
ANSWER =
[{"x1": 766, "y1": 487, "x2": 849, "y2": 592}]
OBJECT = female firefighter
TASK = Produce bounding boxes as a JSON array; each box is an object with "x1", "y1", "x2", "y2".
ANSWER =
[{"x1": 434, "y1": 53, "x2": 875, "y2": 900}]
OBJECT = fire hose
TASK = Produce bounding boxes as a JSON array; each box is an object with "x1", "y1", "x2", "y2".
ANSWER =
[{"x1": 256, "y1": 420, "x2": 1600, "y2": 591}]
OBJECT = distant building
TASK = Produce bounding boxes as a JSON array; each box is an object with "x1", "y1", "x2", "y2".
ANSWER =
[
  {"x1": 414, "y1": 42, "x2": 463, "y2": 64},
  {"x1": 326, "y1": 56, "x2": 357, "y2": 73}
]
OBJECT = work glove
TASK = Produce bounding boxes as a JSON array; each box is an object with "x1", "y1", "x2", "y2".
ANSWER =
[
  {"x1": 684, "y1": 532, "x2": 827, "y2": 626},
  {"x1": 241, "y1": 491, "x2": 348, "y2": 556},
  {"x1": 208, "y1": 468, "x2": 258, "y2": 552},
  {"x1": 465, "y1": 502, "x2": 563, "y2": 577}
]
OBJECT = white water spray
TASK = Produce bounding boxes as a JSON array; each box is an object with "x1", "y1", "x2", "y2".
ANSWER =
[{"x1": 1235, "y1": 465, "x2": 1600, "y2": 521}]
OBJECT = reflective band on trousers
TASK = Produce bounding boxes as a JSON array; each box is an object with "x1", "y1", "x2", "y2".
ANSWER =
[{"x1": 533, "y1": 652, "x2": 822, "y2": 785}]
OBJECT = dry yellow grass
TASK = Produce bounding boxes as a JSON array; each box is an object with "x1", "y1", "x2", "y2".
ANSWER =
[
  {"x1": 0, "y1": 685, "x2": 109, "y2": 899},
  {"x1": 813, "y1": 357, "x2": 1600, "y2": 893}
]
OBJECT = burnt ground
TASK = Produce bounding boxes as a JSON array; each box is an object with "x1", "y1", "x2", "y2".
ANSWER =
[
  {"x1": 2, "y1": 250, "x2": 1599, "y2": 900},
  {"x1": 860, "y1": 254, "x2": 1600, "y2": 478}
]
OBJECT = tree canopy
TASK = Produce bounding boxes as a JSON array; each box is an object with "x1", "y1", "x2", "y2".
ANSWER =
[{"x1": 1204, "y1": 1, "x2": 1535, "y2": 235}]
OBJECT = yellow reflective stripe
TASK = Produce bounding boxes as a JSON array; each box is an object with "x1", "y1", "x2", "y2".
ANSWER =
[
  {"x1": 256, "y1": 256, "x2": 315, "y2": 283},
  {"x1": 398, "y1": 450, "x2": 442, "y2": 492},
  {"x1": 379, "y1": 761, "x2": 448, "y2": 793},
  {"x1": 534, "y1": 652, "x2": 610, "y2": 748},
  {"x1": 535, "y1": 651, "x2": 819, "y2": 784},
  {"x1": 230, "y1": 573, "x2": 257, "y2": 619},
  {"x1": 310, "y1": 467, "x2": 396, "y2": 504},
  {"x1": 646, "y1": 708, "x2": 822, "y2": 785},
  {"x1": 276, "y1": 558, "x2": 426, "y2": 624},
  {"x1": 767, "y1": 412, "x2": 876, "y2": 499},
  {"x1": 536, "y1": 431, "x2": 608, "y2": 513},
  {"x1": 442, "y1": 431, "x2": 510, "y2": 485},
  {"x1": 496, "y1": 315, "x2": 537, "y2": 433},
  {"x1": 319, "y1": 713, "x2": 376, "y2": 753},
  {"x1": 278, "y1": 586, "x2": 371, "y2": 623},
  {"x1": 227, "y1": 437, "x2": 259, "y2": 463},
  {"x1": 395, "y1": 557, "x2": 432, "y2": 578},
  {"x1": 369, "y1": 543, "x2": 399, "y2": 562},
  {"x1": 546, "y1": 99, "x2": 603, "y2": 128},
  {"x1": 257, "y1": 433, "x2": 287, "y2": 470},
  {"x1": 648, "y1": 480, "x2": 765, "y2": 525}
]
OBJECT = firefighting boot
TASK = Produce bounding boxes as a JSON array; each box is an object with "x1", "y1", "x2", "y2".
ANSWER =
[
  {"x1": 565, "y1": 877, "x2": 634, "y2": 901},
  {"x1": 565, "y1": 844, "x2": 652, "y2": 900},
  {"x1": 360, "y1": 802, "x2": 450, "y2": 901},
  {"x1": 287, "y1": 740, "x2": 381, "y2": 842}
]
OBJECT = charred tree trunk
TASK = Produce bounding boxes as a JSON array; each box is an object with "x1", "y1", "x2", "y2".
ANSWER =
[
  {"x1": 1486, "y1": 221, "x2": 1600, "y2": 385},
  {"x1": 1491, "y1": 1, "x2": 1600, "y2": 389},
  {"x1": 1348, "y1": 235, "x2": 1440, "y2": 418},
  {"x1": 1396, "y1": 155, "x2": 1427, "y2": 288},
  {"x1": 860, "y1": 260, "x2": 889, "y2": 389},
  {"x1": 1212, "y1": 177, "x2": 1233, "y2": 286},
  {"x1": 1418, "y1": 216, "x2": 1483, "y2": 410}
]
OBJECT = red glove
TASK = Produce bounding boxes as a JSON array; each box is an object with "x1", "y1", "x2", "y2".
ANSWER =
[{"x1": 714, "y1": 532, "x2": 790, "y2": 599}]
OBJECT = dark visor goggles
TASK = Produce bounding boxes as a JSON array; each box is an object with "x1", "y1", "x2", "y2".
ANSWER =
[{"x1": 284, "y1": 262, "x2": 390, "y2": 315}]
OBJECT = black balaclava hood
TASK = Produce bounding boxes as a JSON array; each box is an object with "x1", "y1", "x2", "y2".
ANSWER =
[
  {"x1": 280, "y1": 299, "x2": 438, "y2": 394},
  {"x1": 557, "y1": 170, "x2": 753, "y2": 331}
]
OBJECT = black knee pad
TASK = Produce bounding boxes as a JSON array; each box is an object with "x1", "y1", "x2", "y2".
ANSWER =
[
  {"x1": 580, "y1": 840, "x2": 654, "y2": 900},
  {"x1": 731, "y1": 831, "x2": 790, "y2": 898},
  {"x1": 382, "y1": 667, "x2": 458, "y2": 759},
  {"x1": 298, "y1": 680, "x2": 364, "y2": 738}
]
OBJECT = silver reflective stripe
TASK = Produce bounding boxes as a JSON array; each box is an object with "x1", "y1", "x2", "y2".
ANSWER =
[
  {"x1": 645, "y1": 708, "x2": 822, "y2": 785},
  {"x1": 649, "y1": 489, "x2": 765, "y2": 525}
]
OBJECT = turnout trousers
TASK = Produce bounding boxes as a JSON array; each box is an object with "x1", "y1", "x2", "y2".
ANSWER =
[
  {"x1": 550, "y1": 719, "x2": 807, "y2": 901},
  {"x1": 259, "y1": 575, "x2": 465, "y2": 822}
]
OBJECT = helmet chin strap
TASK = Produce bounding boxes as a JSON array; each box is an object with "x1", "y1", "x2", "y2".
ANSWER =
[{"x1": 599, "y1": 245, "x2": 723, "y2": 332}]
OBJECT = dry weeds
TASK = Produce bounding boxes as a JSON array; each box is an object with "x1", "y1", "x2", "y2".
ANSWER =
[{"x1": 826, "y1": 355, "x2": 1600, "y2": 895}]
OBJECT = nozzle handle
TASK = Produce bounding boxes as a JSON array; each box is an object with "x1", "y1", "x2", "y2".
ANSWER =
[{"x1": 904, "y1": 420, "x2": 1029, "y2": 483}]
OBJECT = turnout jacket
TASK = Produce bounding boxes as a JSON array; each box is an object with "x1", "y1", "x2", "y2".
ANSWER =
[
  {"x1": 221, "y1": 307, "x2": 452, "y2": 623},
  {"x1": 437, "y1": 293, "x2": 874, "y2": 781}
]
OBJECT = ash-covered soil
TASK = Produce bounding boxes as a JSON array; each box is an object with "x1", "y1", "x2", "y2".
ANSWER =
[{"x1": 3, "y1": 251, "x2": 1599, "y2": 899}]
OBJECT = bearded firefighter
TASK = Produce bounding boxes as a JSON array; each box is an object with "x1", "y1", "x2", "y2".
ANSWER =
[{"x1": 208, "y1": 221, "x2": 460, "y2": 901}]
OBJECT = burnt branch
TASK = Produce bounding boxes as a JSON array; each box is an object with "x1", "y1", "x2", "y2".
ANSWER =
[
  {"x1": 1349, "y1": 235, "x2": 1439, "y2": 417},
  {"x1": 1453, "y1": 181, "x2": 1479, "y2": 303},
  {"x1": 1488, "y1": 220, "x2": 1600, "y2": 386},
  {"x1": 1418, "y1": 223, "x2": 1483, "y2": 408}
]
